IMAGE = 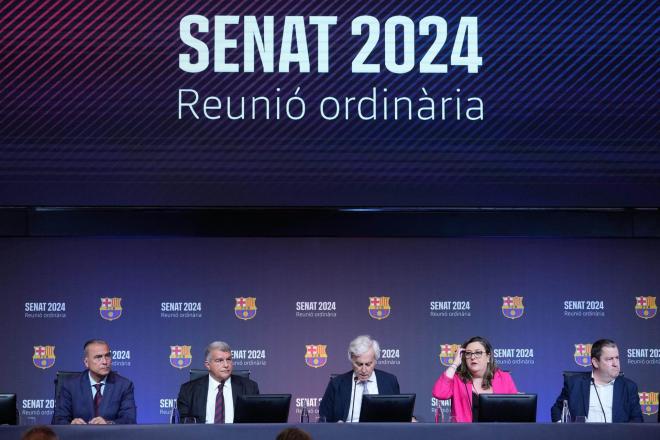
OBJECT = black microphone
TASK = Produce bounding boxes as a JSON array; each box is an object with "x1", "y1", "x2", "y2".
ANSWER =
[
  {"x1": 457, "y1": 350, "x2": 472, "y2": 407},
  {"x1": 462, "y1": 374, "x2": 472, "y2": 408},
  {"x1": 348, "y1": 376, "x2": 359, "y2": 423},
  {"x1": 453, "y1": 357, "x2": 472, "y2": 409},
  {"x1": 590, "y1": 377, "x2": 607, "y2": 423}
]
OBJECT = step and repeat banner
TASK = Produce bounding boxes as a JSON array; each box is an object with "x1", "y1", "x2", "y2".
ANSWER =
[
  {"x1": 1, "y1": 1, "x2": 658, "y2": 206},
  {"x1": 1, "y1": 237, "x2": 658, "y2": 423}
]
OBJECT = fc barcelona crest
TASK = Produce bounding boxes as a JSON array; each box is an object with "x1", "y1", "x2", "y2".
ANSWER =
[
  {"x1": 100, "y1": 297, "x2": 123, "y2": 321},
  {"x1": 639, "y1": 392, "x2": 659, "y2": 416},
  {"x1": 439, "y1": 344, "x2": 460, "y2": 367},
  {"x1": 33, "y1": 345, "x2": 56, "y2": 369},
  {"x1": 635, "y1": 296, "x2": 657, "y2": 319},
  {"x1": 502, "y1": 296, "x2": 524, "y2": 319},
  {"x1": 369, "y1": 296, "x2": 391, "y2": 320},
  {"x1": 573, "y1": 343, "x2": 592, "y2": 367},
  {"x1": 235, "y1": 297, "x2": 257, "y2": 320},
  {"x1": 304, "y1": 344, "x2": 328, "y2": 368},
  {"x1": 169, "y1": 345, "x2": 192, "y2": 369}
]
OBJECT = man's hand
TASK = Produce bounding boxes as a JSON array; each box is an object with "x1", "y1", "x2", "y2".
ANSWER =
[
  {"x1": 70, "y1": 418, "x2": 87, "y2": 425},
  {"x1": 88, "y1": 417, "x2": 109, "y2": 424}
]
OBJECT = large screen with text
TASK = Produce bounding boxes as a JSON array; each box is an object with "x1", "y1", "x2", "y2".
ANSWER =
[{"x1": 1, "y1": 1, "x2": 657, "y2": 206}]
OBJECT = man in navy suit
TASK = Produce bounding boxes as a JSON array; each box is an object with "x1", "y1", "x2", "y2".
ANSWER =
[
  {"x1": 320, "y1": 335, "x2": 400, "y2": 422},
  {"x1": 551, "y1": 339, "x2": 643, "y2": 423},
  {"x1": 177, "y1": 341, "x2": 260, "y2": 423},
  {"x1": 52, "y1": 339, "x2": 136, "y2": 424}
]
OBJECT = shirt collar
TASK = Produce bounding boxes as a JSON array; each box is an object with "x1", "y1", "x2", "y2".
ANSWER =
[
  {"x1": 352, "y1": 370, "x2": 376, "y2": 383},
  {"x1": 88, "y1": 372, "x2": 107, "y2": 387},
  {"x1": 209, "y1": 374, "x2": 232, "y2": 388},
  {"x1": 591, "y1": 372, "x2": 616, "y2": 386}
]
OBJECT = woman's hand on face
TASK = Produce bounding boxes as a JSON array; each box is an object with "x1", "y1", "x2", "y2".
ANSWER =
[{"x1": 452, "y1": 348, "x2": 464, "y2": 367}]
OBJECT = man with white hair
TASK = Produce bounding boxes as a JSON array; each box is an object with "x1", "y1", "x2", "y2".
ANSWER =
[
  {"x1": 319, "y1": 335, "x2": 400, "y2": 422},
  {"x1": 177, "y1": 341, "x2": 259, "y2": 423}
]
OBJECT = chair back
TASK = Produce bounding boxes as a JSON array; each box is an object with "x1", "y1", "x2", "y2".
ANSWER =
[
  {"x1": 562, "y1": 370, "x2": 591, "y2": 381},
  {"x1": 189, "y1": 369, "x2": 250, "y2": 381},
  {"x1": 0, "y1": 394, "x2": 17, "y2": 425},
  {"x1": 54, "y1": 371, "x2": 81, "y2": 401}
]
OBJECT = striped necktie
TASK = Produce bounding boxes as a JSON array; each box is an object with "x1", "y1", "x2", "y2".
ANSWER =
[
  {"x1": 93, "y1": 383, "x2": 103, "y2": 417},
  {"x1": 214, "y1": 381, "x2": 226, "y2": 423}
]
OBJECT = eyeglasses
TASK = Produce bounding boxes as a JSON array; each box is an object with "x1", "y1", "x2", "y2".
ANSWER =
[{"x1": 463, "y1": 351, "x2": 485, "y2": 359}]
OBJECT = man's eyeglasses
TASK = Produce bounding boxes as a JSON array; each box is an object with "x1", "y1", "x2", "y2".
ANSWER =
[{"x1": 463, "y1": 351, "x2": 485, "y2": 359}]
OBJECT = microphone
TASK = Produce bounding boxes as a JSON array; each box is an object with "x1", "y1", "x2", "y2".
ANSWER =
[
  {"x1": 453, "y1": 358, "x2": 472, "y2": 410},
  {"x1": 348, "y1": 376, "x2": 359, "y2": 423},
  {"x1": 462, "y1": 375, "x2": 472, "y2": 408},
  {"x1": 590, "y1": 377, "x2": 607, "y2": 423},
  {"x1": 457, "y1": 350, "x2": 472, "y2": 408}
]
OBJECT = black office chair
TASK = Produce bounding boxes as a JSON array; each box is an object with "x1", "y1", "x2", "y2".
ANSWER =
[
  {"x1": 189, "y1": 369, "x2": 250, "y2": 381},
  {"x1": 0, "y1": 394, "x2": 18, "y2": 425},
  {"x1": 562, "y1": 371, "x2": 623, "y2": 381},
  {"x1": 562, "y1": 371, "x2": 590, "y2": 381},
  {"x1": 54, "y1": 370, "x2": 128, "y2": 401},
  {"x1": 53, "y1": 371, "x2": 82, "y2": 401}
]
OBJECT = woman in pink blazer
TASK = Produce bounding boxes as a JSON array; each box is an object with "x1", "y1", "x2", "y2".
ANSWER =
[{"x1": 433, "y1": 336, "x2": 518, "y2": 423}]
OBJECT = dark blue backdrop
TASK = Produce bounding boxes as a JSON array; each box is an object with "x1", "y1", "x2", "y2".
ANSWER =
[{"x1": 2, "y1": 237, "x2": 658, "y2": 423}]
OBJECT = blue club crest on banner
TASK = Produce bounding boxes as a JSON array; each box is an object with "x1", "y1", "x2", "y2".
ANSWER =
[
  {"x1": 573, "y1": 343, "x2": 592, "y2": 367},
  {"x1": 100, "y1": 297, "x2": 123, "y2": 321},
  {"x1": 235, "y1": 297, "x2": 257, "y2": 320},
  {"x1": 439, "y1": 344, "x2": 460, "y2": 367},
  {"x1": 368, "y1": 296, "x2": 391, "y2": 320},
  {"x1": 169, "y1": 345, "x2": 192, "y2": 369},
  {"x1": 304, "y1": 344, "x2": 328, "y2": 368},
  {"x1": 502, "y1": 296, "x2": 524, "y2": 319},
  {"x1": 32, "y1": 345, "x2": 56, "y2": 369},
  {"x1": 635, "y1": 296, "x2": 657, "y2": 319},
  {"x1": 639, "y1": 392, "x2": 659, "y2": 416}
]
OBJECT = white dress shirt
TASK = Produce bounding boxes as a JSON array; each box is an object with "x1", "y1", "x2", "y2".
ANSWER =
[
  {"x1": 347, "y1": 371, "x2": 379, "y2": 422},
  {"x1": 205, "y1": 375, "x2": 234, "y2": 423},
  {"x1": 587, "y1": 374, "x2": 614, "y2": 423},
  {"x1": 88, "y1": 372, "x2": 106, "y2": 399}
]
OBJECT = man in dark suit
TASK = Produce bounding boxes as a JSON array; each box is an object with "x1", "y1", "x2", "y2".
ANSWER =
[
  {"x1": 551, "y1": 339, "x2": 643, "y2": 422},
  {"x1": 52, "y1": 339, "x2": 136, "y2": 424},
  {"x1": 177, "y1": 341, "x2": 259, "y2": 423},
  {"x1": 320, "y1": 335, "x2": 400, "y2": 422}
]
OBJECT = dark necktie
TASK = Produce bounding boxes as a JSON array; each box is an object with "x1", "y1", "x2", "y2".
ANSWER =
[
  {"x1": 93, "y1": 383, "x2": 103, "y2": 417},
  {"x1": 214, "y1": 381, "x2": 225, "y2": 424}
]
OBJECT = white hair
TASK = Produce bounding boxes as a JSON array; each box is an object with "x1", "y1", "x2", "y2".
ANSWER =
[
  {"x1": 205, "y1": 341, "x2": 231, "y2": 362},
  {"x1": 347, "y1": 335, "x2": 380, "y2": 361}
]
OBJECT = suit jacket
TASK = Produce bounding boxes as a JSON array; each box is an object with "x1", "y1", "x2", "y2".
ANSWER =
[
  {"x1": 177, "y1": 374, "x2": 260, "y2": 422},
  {"x1": 432, "y1": 369, "x2": 518, "y2": 423},
  {"x1": 51, "y1": 370, "x2": 137, "y2": 424},
  {"x1": 551, "y1": 373, "x2": 643, "y2": 422},
  {"x1": 319, "y1": 369, "x2": 400, "y2": 422}
]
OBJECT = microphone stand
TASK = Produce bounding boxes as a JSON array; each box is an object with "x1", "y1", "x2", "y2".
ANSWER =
[
  {"x1": 590, "y1": 378, "x2": 607, "y2": 423},
  {"x1": 463, "y1": 379, "x2": 471, "y2": 406},
  {"x1": 348, "y1": 376, "x2": 359, "y2": 423}
]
